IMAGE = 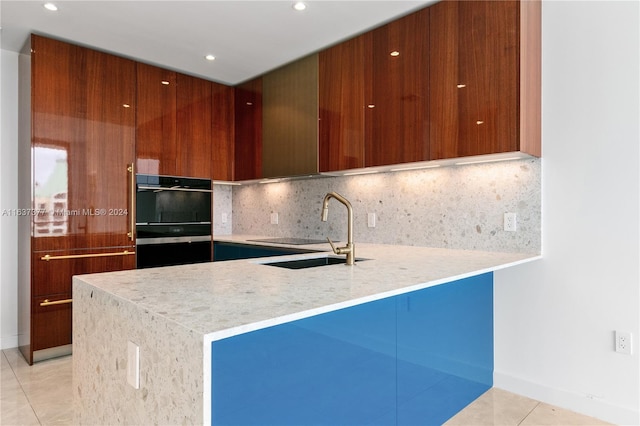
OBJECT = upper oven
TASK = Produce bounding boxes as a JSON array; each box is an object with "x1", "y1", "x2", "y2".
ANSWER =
[
  {"x1": 135, "y1": 174, "x2": 212, "y2": 241},
  {"x1": 135, "y1": 175, "x2": 213, "y2": 269}
]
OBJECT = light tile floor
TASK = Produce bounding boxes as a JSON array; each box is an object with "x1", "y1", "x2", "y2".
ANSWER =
[{"x1": 1, "y1": 347, "x2": 612, "y2": 426}]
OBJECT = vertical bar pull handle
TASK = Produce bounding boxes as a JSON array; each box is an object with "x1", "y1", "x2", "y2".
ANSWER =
[{"x1": 127, "y1": 163, "x2": 135, "y2": 241}]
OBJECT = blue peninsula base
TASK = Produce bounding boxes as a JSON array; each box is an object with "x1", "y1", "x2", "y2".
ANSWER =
[{"x1": 212, "y1": 273, "x2": 493, "y2": 425}]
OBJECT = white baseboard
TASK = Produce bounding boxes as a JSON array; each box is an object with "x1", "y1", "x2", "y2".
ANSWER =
[
  {"x1": 0, "y1": 335, "x2": 18, "y2": 351},
  {"x1": 494, "y1": 371, "x2": 639, "y2": 425}
]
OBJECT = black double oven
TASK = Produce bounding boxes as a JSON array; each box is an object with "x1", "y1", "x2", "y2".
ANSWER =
[{"x1": 135, "y1": 174, "x2": 212, "y2": 269}]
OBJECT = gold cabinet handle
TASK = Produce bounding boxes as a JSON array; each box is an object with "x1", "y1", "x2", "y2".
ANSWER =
[
  {"x1": 127, "y1": 163, "x2": 136, "y2": 241},
  {"x1": 40, "y1": 298, "x2": 72, "y2": 307},
  {"x1": 40, "y1": 250, "x2": 135, "y2": 261}
]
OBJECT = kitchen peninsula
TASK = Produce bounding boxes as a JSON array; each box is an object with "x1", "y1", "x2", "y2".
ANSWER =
[{"x1": 72, "y1": 236, "x2": 539, "y2": 425}]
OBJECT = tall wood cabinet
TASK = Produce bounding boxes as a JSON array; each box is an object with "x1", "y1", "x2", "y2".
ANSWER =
[
  {"x1": 19, "y1": 35, "x2": 137, "y2": 364},
  {"x1": 136, "y1": 63, "x2": 213, "y2": 178},
  {"x1": 429, "y1": 0, "x2": 540, "y2": 159},
  {"x1": 319, "y1": 8, "x2": 430, "y2": 172}
]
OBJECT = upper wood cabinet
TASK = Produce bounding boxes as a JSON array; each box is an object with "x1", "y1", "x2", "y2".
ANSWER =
[
  {"x1": 365, "y1": 7, "x2": 430, "y2": 167},
  {"x1": 177, "y1": 73, "x2": 213, "y2": 178},
  {"x1": 30, "y1": 35, "x2": 137, "y2": 252},
  {"x1": 319, "y1": 34, "x2": 367, "y2": 172},
  {"x1": 136, "y1": 63, "x2": 177, "y2": 175},
  {"x1": 262, "y1": 54, "x2": 319, "y2": 178},
  {"x1": 234, "y1": 77, "x2": 263, "y2": 181},
  {"x1": 136, "y1": 64, "x2": 213, "y2": 178},
  {"x1": 212, "y1": 82, "x2": 235, "y2": 181},
  {"x1": 320, "y1": 7, "x2": 430, "y2": 172},
  {"x1": 429, "y1": 0, "x2": 541, "y2": 159}
]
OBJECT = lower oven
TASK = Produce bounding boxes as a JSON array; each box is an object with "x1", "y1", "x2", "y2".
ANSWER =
[{"x1": 136, "y1": 235, "x2": 212, "y2": 269}]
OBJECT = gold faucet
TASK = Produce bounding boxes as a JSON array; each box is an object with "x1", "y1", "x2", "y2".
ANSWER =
[{"x1": 321, "y1": 192, "x2": 355, "y2": 265}]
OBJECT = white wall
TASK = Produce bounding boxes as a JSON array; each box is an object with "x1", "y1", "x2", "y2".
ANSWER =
[
  {"x1": 0, "y1": 50, "x2": 20, "y2": 350},
  {"x1": 494, "y1": 1, "x2": 639, "y2": 424}
]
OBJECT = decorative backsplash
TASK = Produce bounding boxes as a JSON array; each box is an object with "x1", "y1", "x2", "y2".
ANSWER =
[{"x1": 215, "y1": 158, "x2": 541, "y2": 254}]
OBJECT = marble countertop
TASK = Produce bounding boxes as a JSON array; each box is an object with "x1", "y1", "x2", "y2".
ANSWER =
[{"x1": 73, "y1": 235, "x2": 540, "y2": 342}]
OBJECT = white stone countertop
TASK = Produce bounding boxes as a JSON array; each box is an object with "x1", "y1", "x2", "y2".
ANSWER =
[{"x1": 74, "y1": 235, "x2": 541, "y2": 342}]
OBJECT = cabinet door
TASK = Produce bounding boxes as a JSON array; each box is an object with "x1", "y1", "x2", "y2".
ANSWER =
[
  {"x1": 136, "y1": 63, "x2": 178, "y2": 175},
  {"x1": 366, "y1": 7, "x2": 430, "y2": 167},
  {"x1": 429, "y1": 0, "x2": 520, "y2": 159},
  {"x1": 177, "y1": 73, "x2": 212, "y2": 178},
  {"x1": 319, "y1": 34, "x2": 368, "y2": 172},
  {"x1": 234, "y1": 78, "x2": 262, "y2": 180},
  {"x1": 212, "y1": 82, "x2": 235, "y2": 181},
  {"x1": 262, "y1": 54, "x2": 318, "y2": 178},
  {"x1": 31, "y1": 35, "x2": 136, "y2": 252}
]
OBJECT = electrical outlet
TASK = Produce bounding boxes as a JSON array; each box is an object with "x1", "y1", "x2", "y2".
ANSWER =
[
  {"x1": 127, "y1": 341, "x2": 140, "y2": 389},
  {"x1": 504, "y1": 212, "x2": 517, "y2": 232},
  {"x1": 615, "y1": 330, "x2": 632, "y2": 355},
  {"x1": 367, "y1": 212, "x2": 376, "y2": 228},
  {"x1": 221, "y1": 213, "x2": 228, "y2": 224},
  {"x1": 270, "y1": 212, "x2": 278, "y2": 225}
]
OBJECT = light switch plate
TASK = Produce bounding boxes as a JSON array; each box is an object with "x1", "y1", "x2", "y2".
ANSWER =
[
  {"x1": 127, "y1": 341, "x2": 140, "y2": 389},
  {"x1": 367, "y1": 212, "x2": 376, "y2": 228},
  {"x1": 270, "y1": 212, "x2": 279, "y2": 225}
]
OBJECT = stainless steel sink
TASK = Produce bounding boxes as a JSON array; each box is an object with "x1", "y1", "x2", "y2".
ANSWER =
[{"x1": 262, "y1": 256, "x2": 366, "y2": 270}]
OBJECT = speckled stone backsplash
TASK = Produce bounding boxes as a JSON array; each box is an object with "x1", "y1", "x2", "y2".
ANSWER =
[{"x1": 216, "y1": 158, "x2": 541, "y2": 254}]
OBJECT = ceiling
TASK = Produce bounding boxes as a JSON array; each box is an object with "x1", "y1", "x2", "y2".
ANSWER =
[{"x1": 1, "y1": 0, "x2": 433, "y2": 85}]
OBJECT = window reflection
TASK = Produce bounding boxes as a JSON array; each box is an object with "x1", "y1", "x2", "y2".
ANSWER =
[{"x1": 33, "y1": 147, "x2": 68, "y2": 236}]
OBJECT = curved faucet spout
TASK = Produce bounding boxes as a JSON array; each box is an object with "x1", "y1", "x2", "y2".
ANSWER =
[{"x1": 321, "y1": 192, "x2": 355, "y2": 265}]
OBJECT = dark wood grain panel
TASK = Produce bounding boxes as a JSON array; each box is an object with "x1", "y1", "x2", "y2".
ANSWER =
[
  {"x1": 366, "y1": 7, "x2": 430, "y2": 167},
  {"x1": 234, "y1": 77, "x2": 262, "y2": 180},
  {"x1": 212, "y1": 82, "x2": 235, "y2": 181},
  {"x1": 430, "y1": 0, "x2": 520, "y2": 159},
  {"x1": 319, "y1": 33, "x2": 368, "y2": 172},
  {"x1": 136, "y1": 63, "x2": 177, "y2": 175},
  {"x1": 31, "y1": 248, "x2": 135, "y2": 296},
  {"x1": 177, "y1": 73, "x2": 212, "y2": 178},
  {"x1": 30, "y1": 35, "x2": 136, "y2": 252},
  {"x1": 31, "y1": 293, "x2": 72, "y2": 351}
]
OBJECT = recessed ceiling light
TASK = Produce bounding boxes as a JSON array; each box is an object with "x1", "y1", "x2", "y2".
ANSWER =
[
  {"x1": 43, "y1": 3, "x2": 58, "y2": 11},
  {"x1": 293, "y1": 2, "x2": 306, "y2": 11},
  {"x1": 161, "y1": 80, "x2": 170, "y2": 85},
  {"x1": 390, "y1": 51, "x2": 400, "y2": 57},
  {"x1": 205, "y1": 54, "x2": 215, "y2": 61}
]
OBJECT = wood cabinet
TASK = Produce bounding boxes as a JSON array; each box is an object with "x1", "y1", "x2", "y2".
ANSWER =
[
  {"x1": 212, "y1": 82, "x2": 235, "y2": 181},
  {"x1": 262, "y1": 54, "x2": 319, "y2": 178},
  {"x1": 19, "y1": 35, "x2": 137, "y2": 364},
  {"x1": 365, "y1": 7, "x2": 430, "y2": 167},
  {"x1": 429, "y1": 0, "x2": 541, "y2": 159},
  {"x1": 136, "y1": 63, "x2": 177, "y2": 175},
  {"x1": 30, "y1": 248, "x2": 135, "y2": 354},
  {"x1": 234, "y1": 77, "x2": 262, "y2": 180},
  {"x1": 136, "y1": 64, "x2": 214, "y2": 178},
  {"x1": 319, "y1": 34, "x2": 367, "y2": 172},
  {"x1": 320, "y1": 8, "x2": 430, "y2": 172}
]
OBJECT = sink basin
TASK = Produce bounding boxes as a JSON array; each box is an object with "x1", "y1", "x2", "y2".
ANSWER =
[{"x1": 262, "y1": 256, "x2": 366, "y2": 270}]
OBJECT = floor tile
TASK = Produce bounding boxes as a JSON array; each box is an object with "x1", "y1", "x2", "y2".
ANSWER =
[
  {"x1": 444, "y1": 387, "x2": 539, "y2": 426},
  {"x1": 2, "y1": 349, "x2": 72, "y2": 426},
  {"x1": 521, "y1": 402, "x2": 613, "y2": 426},
  {"x1": 1, "y1": 351, "x2": 41, "y2": 426}
]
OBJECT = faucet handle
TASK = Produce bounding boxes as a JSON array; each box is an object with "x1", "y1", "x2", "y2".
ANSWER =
[{"x1": 326, "y1": 237, "x2": 339, "y2": 254}]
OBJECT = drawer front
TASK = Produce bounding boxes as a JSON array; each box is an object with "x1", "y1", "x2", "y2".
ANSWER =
[
  {"x1": 31, "y1": 293, "x2": 72, "y2": 351},
  {"x1": 32, "y1": 248, "x2": 135, "y2": 296}
]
